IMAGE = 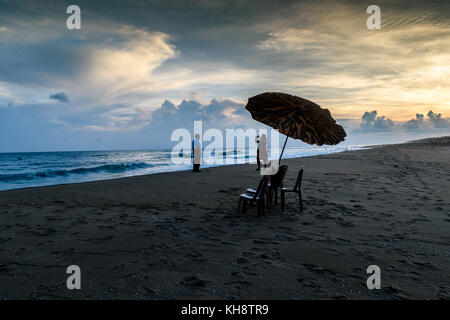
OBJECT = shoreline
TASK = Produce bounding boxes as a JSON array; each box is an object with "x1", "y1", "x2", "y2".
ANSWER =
[
  {"x1": 4, "y1": 134, "x2": 448, "y2": 194},
  {"x1": 0, "y1": 145, "x2": 368, "y2": 193},
  {"x1": 0, "y1": 136, "x2": 449, "y2": 299}
]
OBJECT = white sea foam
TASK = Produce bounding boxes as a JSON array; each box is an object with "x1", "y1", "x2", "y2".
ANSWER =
[{"x1": 0, "y1": 145, "x2": 368, "y2": 191}]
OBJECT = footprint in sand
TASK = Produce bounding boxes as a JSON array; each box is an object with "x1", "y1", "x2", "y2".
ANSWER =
[
  {"x1": 225, "y1": 280, "x2": 252, "y2": 289},
  {"x1": 181, "y1": 275, "x2": 211, "y2": 288},
  {"x1": 236, "y1": 257, "x2": 249, "y2": 264},
  {"x1": 83, "y1": 235, "x2": 114, "y2": 243},
  {"x1": 274, "y1": 234, "x2": 295, "y2": 241}
]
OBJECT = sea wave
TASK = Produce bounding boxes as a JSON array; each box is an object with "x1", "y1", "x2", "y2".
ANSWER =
[
  {"x1": 0, "y1": 162, "x2": 154, "y2": 182},
  {"x1": 0, "y1": 146, "x2": 369, "y2": 191}
]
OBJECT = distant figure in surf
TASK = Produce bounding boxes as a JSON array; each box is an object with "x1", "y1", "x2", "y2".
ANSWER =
[
  {"x1": 192, "y1": 134, "x2": 202, "y2": 172},
  {"x1": 255, "y1": 135, "x2": 261, "y2": 170},
  {"x1": 259, "y1": 134, "x2": 268, "y2": 167}
]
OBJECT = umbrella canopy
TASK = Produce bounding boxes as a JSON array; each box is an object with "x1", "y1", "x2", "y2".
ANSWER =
[{"x1": 245, "y1": 92, "x2": 346, "y2": 162}]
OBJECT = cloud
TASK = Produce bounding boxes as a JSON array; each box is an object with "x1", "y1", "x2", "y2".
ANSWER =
[
  {"x1": 0, "y1": 97, "x2": 258, "y2": 151},
  {"x1": 404, "y1": 113, "x2": 425, "y2": 131},
  {"x1": 0, "y1": 14, "x2": 264, "y2": 126},
  {"x1": 146, "y1": 98, "x2": 249, "y2": 129},
  {"x1": 138, "y1": 98, "x2": 266, "y2": 148},
  {"x1": 32, "y1": 97, "x2": 250, "y2": 136},
  {"x1": 55, "y1": 103, "x2": 154, "y2": 132},
  {"x1": 354, "y1": 109, "x2": 449, "y2": 134},
  {"x1": 0, "y1": 102, "x2": 150, "y2": 152},
  {"x1": 254, "y1": 1, "x2": 450, "y2": 119},
  {"x1": 49, "y1": 92, "x2": 69, "y2": 103},
  {"x1": 1, "y1": 0, "x2": 450, "y2": 152},
  {"x1": 427, "y1": 110, "x2": 448, "y2": 128},
  {"x1": 359, "y1": 110, "x2": 395, "y2": 132},
  {"x1": 0, "y1": 15, "x2": 179, "y2": 107},
  {"x1": 403, "y1": 110, "x2": 449, "y2": 131},
  {"x1": 1, "y1": 96, "x2": 449, "y2": 152},
  {"x1": 80, "y1": 27, "x2": 177, "y2": 104}
]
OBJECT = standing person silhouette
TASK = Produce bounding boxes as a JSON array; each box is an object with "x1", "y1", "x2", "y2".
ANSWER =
[
  {"x1": 259, "y1": 134, "x2": 268, "y2": 168},
  {"x1": 192, "y1": 134, "x2": 201, "y2": 172},
  {"x1": 255, "y1": 135, "x2": 261, "y2": 170}
]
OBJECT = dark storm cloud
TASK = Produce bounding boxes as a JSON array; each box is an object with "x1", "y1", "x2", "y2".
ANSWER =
[
  {"x1": 3, "y1": 0, "x2": 450, "y2": 90},
  {"x1": 3, "y1": 0, "x2": 450, "y2": 71},
  {"x1": 49, "y1": 92, "x2": 69, "y2": 103},
  {"x1": 0, "y1": 41, "x2": 87, "y2": 87}
]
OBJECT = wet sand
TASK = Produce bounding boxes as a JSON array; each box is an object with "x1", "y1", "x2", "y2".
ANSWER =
[{"x1": 0, "y1": 137, "x2": 449, "y2": 299}]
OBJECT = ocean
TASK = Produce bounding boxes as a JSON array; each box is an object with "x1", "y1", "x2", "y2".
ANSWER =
[{"x1": 0, "y1": 145, "x2": 366, "y2": 191}]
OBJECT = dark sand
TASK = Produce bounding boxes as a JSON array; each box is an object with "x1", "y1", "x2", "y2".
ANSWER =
[{"x1": 0, "y1": 137, "x2": 449, "y2": 300}]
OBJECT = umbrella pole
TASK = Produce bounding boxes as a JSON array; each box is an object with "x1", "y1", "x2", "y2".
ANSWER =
[
  {"x1": 279, "y1": 135, "x2": 289, "y2": 165},
  {"x1": 278, "y1": 113, "x2": 298, "y2": 165}
]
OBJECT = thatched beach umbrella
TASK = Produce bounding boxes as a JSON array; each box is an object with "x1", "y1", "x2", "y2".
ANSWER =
[{"x1": 245, "y1": 92, "x2": 346, "y2": 163}]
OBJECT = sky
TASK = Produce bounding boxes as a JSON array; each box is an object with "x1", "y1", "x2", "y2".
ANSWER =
[{"x1": 0, "y1": 0, "x2": 449, "y2": 152}]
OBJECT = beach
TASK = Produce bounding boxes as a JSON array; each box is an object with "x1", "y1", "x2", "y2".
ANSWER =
[{"x1": 0, "y1": 137, "x2": 449, "y2": 300}]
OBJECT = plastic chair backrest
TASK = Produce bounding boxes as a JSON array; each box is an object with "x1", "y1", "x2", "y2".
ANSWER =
[
  {"x1": 254, "y1": 176, "x2": 270, "y2": 199},
  {"x1": 270, "y1": 165, "x2": 288, "y2": 187},
  {"x1": 294, "y1": 167, "x2": 304, "y2": 191}
]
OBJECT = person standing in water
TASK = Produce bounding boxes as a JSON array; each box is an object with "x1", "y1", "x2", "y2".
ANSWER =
[
  {"x1": 255, "y1": 135, "x2": 261, "y2": 170},
  {"x1": 259, "y1": 134, "x2": 268, "y2": 168},
  {"x1": 192, "y1": 134, "x2": 202, "y2": 172}
]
